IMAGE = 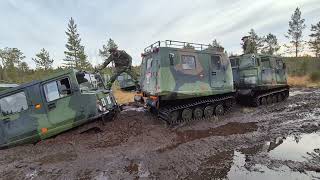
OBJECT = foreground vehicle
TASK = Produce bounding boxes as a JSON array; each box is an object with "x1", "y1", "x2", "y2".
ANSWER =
[
  {"x1": 230, "y1": 54, "x2": 289, "y2": 106},
  {"x1": 136, "y1": 40, "x2": 235, "y2": 125},
  {"x1": 0, "y1": 69, "x2": 118, "y2": 148}
]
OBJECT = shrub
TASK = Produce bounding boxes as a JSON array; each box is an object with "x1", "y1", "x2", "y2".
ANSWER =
[{"x1": 310, "y1": 71, "x2": 320, "y2": 82}]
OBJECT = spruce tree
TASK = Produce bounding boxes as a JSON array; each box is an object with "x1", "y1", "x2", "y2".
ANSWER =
[
  {"x1": 64, "y1": 17, "x2": 92, "y2": 70},
  {"x1": 285, "y1": 7, "x2": 306, "y2": 57},
  {"x1": 261, "y1": 33, "x2": 280, "y2": 55},
  {"x1": 32, "y1": 48, "x2": 54, "y2": 70},
  {"x1": 241, "y1": 29, "x2": 264, "y2": 54}
]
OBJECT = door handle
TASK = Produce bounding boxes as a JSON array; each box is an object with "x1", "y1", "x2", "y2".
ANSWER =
[
  {"x1": 48, "y1": 103, "x2": 56, "y2": 110},
  {"x1": 212, "y1": 72, "x2": 217, "y2": 75}
]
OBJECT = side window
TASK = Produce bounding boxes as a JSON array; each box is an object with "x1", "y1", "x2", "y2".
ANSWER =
[
  {"x1": 0, "y1": 92, "x2": 28, "y2": 116},
  {"x1": 146, "y1": 58, "x2": 153, "y2": 70},
  {"x1": 181, "y1": 55, "x2": 196, "y2": 70},
  {"x1": 44, "y1": 78, "x2": 71, "y2": 102},
  {"x1": 211, "y1": 55, "x2": 222, "y2": 70},
  {"x1": 261, "y1": 57, "x2": 271, "y2": 68},
  {"x1": 276, "y1": 59, "x2": 284, "y2": 69}
]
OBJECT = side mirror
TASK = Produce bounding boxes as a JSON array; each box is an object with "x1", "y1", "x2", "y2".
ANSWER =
[{"x1": 169, "y1": 53, "x2": 175, "y2": 65}]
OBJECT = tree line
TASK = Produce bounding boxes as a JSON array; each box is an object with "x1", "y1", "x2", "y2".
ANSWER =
[{"x1": 0, "y1": 7, "x2": 319, "y2": 83}]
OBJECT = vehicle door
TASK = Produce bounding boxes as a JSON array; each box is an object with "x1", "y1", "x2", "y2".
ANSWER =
[
  {"x1": 275, "y1": 58, "x2": 287, "y2": 84},
  {"x1": 210, "y1": 55, "x2": 225, "y2": 88},
  {"x1": 260, "y1": 57, "x2": 273, "y2": 84},
  {"x1": 42, "y1": 77, "x2": 76, "y2": 129},
  {"x1": 0, "y1": 86, "x2": 44, "y2": 146}
]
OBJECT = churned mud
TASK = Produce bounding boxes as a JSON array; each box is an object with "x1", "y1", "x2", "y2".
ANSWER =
[{"x1": 0, "y1": 88, "x2": 320, "y2": 180}]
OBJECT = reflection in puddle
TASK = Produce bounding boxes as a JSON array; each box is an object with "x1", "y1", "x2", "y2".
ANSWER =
[
  {"x1": 228, "y1": 151, "x2": 317, "y2": 180},
  {"x1": 269, "y1": 133, "x2": 320, "y2": 162},
  {"x1": 189, "y1": 132, "x2": 320, "y2": 180}
]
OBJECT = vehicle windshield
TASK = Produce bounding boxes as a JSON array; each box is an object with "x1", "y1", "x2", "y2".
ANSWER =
[
  {"x1": 76, "y1": 72, "x2": 105, "y2": 91},
  {"x1": 239, "y1": 56, "x2": 257, "y2": 68}
]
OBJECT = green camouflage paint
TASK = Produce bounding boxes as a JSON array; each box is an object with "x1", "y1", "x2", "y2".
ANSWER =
[
  {"x1": 0, "y1": 69, "x2": 118, "y2": 148},
  {"x1": 230, "y1": 53, "x2": 288, "y2": 93},
  {"x1": 139, "y1": 40, "x2": 235, "y2": 101}
]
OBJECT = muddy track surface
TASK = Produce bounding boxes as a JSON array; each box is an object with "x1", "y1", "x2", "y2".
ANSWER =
[{"x1": 0, "y1": 88, "x2": 320, "y2": 180}]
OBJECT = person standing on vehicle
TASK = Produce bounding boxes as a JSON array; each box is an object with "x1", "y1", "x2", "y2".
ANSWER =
[{"x1": 97, "y1": 47, "x2": 139, "y2": 90}]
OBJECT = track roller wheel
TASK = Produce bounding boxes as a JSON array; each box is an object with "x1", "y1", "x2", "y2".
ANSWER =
[
  {"x1": 193, "y1": 107, "x2": 203, "y2": 119},
  {"x1": 277, "y1": 93, "x2": 283, "y2": 102},
  {"x1": 253, "y1": 97, "x2": 260, "y2": 107},
  {"x1": 261, "y1": 97, "x2": 267, "y2": 105},
  {"x1": 267, "y1": 96, "x2": 272, "y2": 104},
  {"x1": 182, "y1": 108, "x2": 192, "y2": 121},
  {"x1": 272, "y1": 95, "x2": 278, "y2": 103},
  {"x1": 169, "y1": 110, "x2": 179, "y2": 124},
  {"x1": 204, "y1": 106, "x2": 214, "y2": 118},
  {"x1": 214, "y1": 104, "x2": 224, "y2": 116}
]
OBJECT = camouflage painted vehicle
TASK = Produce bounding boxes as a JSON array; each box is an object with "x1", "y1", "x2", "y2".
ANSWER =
[
  {"x1": 117, "y1": 72, "x2": 137, "y2": 91},
  {"x1": 136, "y1": 40, "x2": 235, "y2": 124},
  {"x1": 0, "y1": 83, "x2": 18, "y2": 92},
  {"x1": 230, "y1": 54, "x2": 289, "y2": 106},
  {"x1": 0, "y1": 69, "x2": 118, "y2": 148}
]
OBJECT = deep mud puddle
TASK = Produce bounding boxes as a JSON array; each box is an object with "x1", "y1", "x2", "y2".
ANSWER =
[
  {"x1": 189, "y1": 132, "x2": 320, "y2": 180},
  {"x1": 269, "y1": 132, "x2": 320, "y2": 162}
]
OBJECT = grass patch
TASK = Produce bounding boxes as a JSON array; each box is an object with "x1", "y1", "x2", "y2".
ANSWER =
[
  {"x1": 288, "y1": 75, "x2": 320, "y2": 88},
  {"x1": 310, "y1": 71, "x2": 320, "y2": 82}
]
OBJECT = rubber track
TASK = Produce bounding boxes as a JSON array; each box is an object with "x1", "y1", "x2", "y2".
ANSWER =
[
  {"x1": 256, "y1": 87, "x2": 289, "y2": 100},
  {"x1": 158, "y1": 95, "x2": 235, "y2": 125}
]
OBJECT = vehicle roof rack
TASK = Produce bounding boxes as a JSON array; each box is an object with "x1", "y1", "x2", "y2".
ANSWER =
[{"x1": 144, "y1": 40, "x2": 216, "y2": 52}]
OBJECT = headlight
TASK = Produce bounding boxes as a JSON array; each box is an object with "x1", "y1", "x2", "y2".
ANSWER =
[{"x1": 244, "y1": 76, "x2": 257, "y2": 84}]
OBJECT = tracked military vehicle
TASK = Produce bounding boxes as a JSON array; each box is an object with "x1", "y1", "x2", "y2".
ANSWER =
[
  {"x1": 230, "y1": 54, "x2": 289, "y2": 106},
  {"x1": 136, "y1": 40, "x2": 235, "y2": 125},
  {"x1": 0, "y1": 69, "x2": 118, "y2": 148}
]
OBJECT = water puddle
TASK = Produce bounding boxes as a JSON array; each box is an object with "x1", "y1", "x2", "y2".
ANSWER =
[
  {"x1": 269, "y1": 132, "x2": 320, "y2": 162},
  {"x1": 227, "y1": 151, "x2": 318, "y2": 180},
  {"x1": 290, "y1": 90, "x2": 312, "y2": 97},
  {"x1": 189, "y1": 132, "x2": 320, "y2": 179}
]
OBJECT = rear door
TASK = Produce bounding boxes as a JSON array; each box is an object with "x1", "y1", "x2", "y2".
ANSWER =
[
  {"x1": 275, "y1": 58, "x2": 287, "y2": 84},
  {"x1": 260, "y1": 57, "x2": 273, "y2": 84},
  {"x1": 210, "y1": 55, "x2": 225, "y2": 88}
]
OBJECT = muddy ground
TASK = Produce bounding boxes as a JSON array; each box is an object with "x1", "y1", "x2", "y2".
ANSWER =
[{"x1": 1, "y1": 88, "x2": 320, "y2": 180}]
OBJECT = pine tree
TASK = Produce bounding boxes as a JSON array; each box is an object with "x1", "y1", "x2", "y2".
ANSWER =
[
  {"x1": 99, "y1": 38, "x2": 118, "y2": 59},
  {"x1": 0, "y1": 47, "x2": 25, "y2": 81},
  {"x1": 32, "y1": 48, "x2": 54, "y2": 70},
  {"x1": 285, "y1": 7, "x2": 306, "y2": 57},
  {"x1": 309, "y1": 21, "x2": 320, "y2": 57},
  {"x1": 261, "y1": 33, "x2": 280, "y2": 55},
  {"x1": 64, "y1": 17, "x2": 92, "y2": 70},
  {"x1": 241, "y1": 29, "x2": 264, "y2": 54}
]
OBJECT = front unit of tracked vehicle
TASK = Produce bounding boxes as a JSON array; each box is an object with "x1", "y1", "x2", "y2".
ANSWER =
[{"x1": 136, "y1": 40, "x2": 236, "y2": 124}]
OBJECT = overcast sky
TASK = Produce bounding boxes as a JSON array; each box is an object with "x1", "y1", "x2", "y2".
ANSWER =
[{"x1": 0, "y1": 0, "x2": 319, "y2": 68}]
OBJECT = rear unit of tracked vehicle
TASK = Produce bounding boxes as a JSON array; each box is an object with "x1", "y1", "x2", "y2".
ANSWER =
[{"x1": 230, "y1": 54, "x2": 289, "y2": 106}]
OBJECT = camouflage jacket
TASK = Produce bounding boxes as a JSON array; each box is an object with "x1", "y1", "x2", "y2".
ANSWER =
[{"x1": 100, "y1": 50, "x2": 132, "y2": 70}]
